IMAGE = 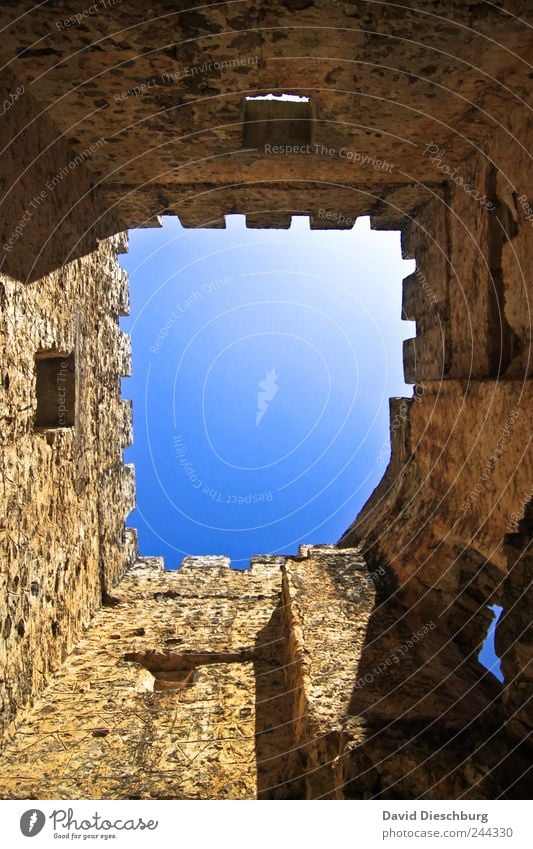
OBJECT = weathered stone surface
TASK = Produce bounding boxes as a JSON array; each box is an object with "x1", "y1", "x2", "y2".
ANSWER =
[
  {"x1": 0, "y1": 545, "x2": 528, "y2": 799},
  {"x1": 1, "y1": 2, "x2": 531, "y2": 237},
  {"x1": 0, "y1": 552, "x2": 280, "y2": 798},
  {"x1": 0, "y1": 0, "x2": 531, "y2": 801},
  {"x1": 0, "y1": 233, "x2": 135, "y2": 735}
]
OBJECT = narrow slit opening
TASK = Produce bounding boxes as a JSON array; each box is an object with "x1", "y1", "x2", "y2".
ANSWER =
[{"x1": 478, "y1": 604, "x2": 504, "y2": 682}]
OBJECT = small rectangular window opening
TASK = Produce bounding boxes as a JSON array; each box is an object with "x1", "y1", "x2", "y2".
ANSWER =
[
  {"x1": 34, "y1": 351, "x2": 76, "y2": 429},
  {"x1": 243, "y1": 94, "x2": 312, "y2": 149}
]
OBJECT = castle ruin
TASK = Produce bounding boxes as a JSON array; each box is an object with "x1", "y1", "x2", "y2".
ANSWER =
[{"x1": 0, "y1": 0, "x2": 531, "y2": 799}]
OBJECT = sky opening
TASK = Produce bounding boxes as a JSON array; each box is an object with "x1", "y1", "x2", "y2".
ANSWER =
[
  {"x1": 120, "y1": 215, "x2": 415, "y2": 568},
  {"x1": 478, "y1": 604, "x2": 504, "y2": 682},
  {"x1": 244, "y1": 93, "x2": 310, "y2": 101}
]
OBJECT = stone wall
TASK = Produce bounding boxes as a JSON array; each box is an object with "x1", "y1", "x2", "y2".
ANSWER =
[
  {"x1": 0, "y1": 51, "x2": 138, "y2": 732},
  {"x1": 0, "y1": 0, "x2": 531, "y2": 800},
  {"x1": 0, "y1": 229, "x2": 134, "y2": 735},
  {"x1": 0, "y1": 67, "x2": 121, "y2": 284},
  {"x1": 1, "y1": 545, "x2": 528, "y2": 799},
  {"x1": 0, "y1": 551, "x2": 291, "y2": 799},
  {"x1": 340, "y1": 116, "x2": 533, "y2": 751},
  {"x1": 1, "y1": 1, "x2": 530, "y2": 231}
]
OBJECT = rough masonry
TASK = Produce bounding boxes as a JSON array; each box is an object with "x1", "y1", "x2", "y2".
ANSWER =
[{"x1": 0, "y1": 0, "x2": 531, "y2": 799}]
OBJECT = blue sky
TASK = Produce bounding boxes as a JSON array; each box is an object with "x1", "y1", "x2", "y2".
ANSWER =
[
  {"x1": 120, "y1": 214, "x2": 415, "y2": 568},
  {"x1": 478, "y1": 605, "x2": 504, "y2": 682}
]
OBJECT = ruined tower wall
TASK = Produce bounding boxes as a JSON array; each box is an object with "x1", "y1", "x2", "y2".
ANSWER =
[
  {"x1": 340, "y1": 117, "x2": 532, "y2": 746},
  {"x1": 0, "y1": 68, "x2": 113, "y2": 284},
  {"x1": 0, "y1": 81, "x2": 136, "y2": 731},
  {"x1": 0, "y1": 547, "x2": 384, "y2": 800},
  {"x1": 280, "y1": 547, "x2": 375, "y2": 799},
  {"x1": 402, "y1": 112, "x2": 531, "y2": 383},
  {"x1": 0, "y1": 554, "x2": 285, "y2": 799},
  {"x1": 1, "y1": 545, "x2": 525, "y2": 800},
  {"x1": 0, "y1": 230, "x2": 135, "y2": 734},
  {"x1": 0, "y1": 0, "x2": 530, "y2": 798}
]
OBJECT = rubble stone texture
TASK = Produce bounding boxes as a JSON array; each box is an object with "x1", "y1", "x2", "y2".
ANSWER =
[{"x1": 0, "y1": 0, "x2": 531, "y2": 799}]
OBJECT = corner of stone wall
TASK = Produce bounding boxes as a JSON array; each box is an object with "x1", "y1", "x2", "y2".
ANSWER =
[{"x1": 279, "y1": 547, "x2": 375, "y2": 798}]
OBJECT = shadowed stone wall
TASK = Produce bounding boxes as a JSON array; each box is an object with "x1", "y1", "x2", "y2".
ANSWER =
[{"x1": 2, "y1": 545, "x2": 527, "y2": 799}]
